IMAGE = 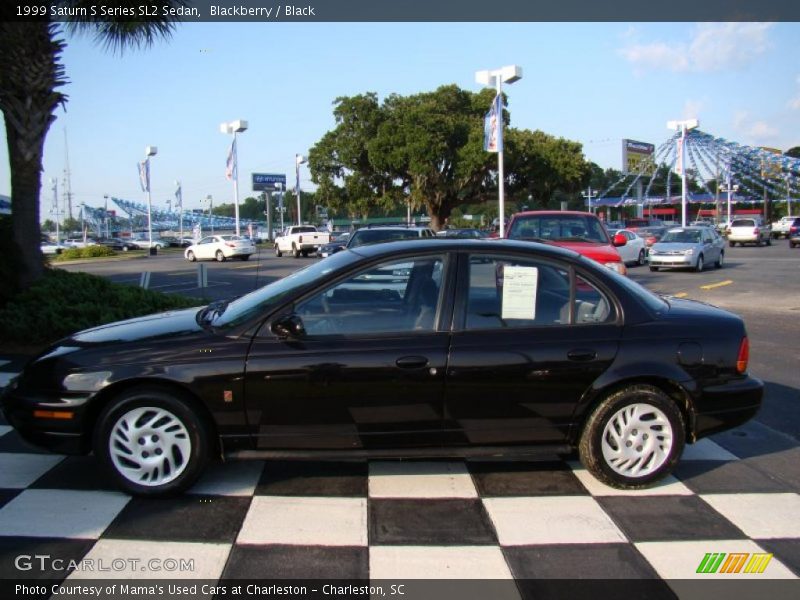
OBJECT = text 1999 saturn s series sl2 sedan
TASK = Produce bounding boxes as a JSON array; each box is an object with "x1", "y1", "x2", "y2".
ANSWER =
[{"x1": 1, "y1": 239, "x2": 762, "y2": 496}]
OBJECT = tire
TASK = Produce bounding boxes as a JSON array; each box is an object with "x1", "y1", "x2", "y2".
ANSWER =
[
  {"x1": 766, "y1": 237, "x2": 772, "y2": 246},
  {"x1": 637, "y1": 250, "x2": 645, "y2": 266},
  {"x1": 292, "y1": 244, "x2": 300, "y2": 258},
  {"x1": 122, "y1": 246, "x2": 129, "y2": 252},
  {"x1": 578, "y1": 384, "x2": 685, "y2": 489},
  {"x1": 93, "y1": 387, "x2": 210, "y2": 496},
  {"x1": 275, "y1": 245, "x2": 282, "y2": 257},
  {"x1": 186, "y1": 250, "x2": 196, "y2": 262},
  {"x1": 729, "y1": 241, "x2": 735, "y2": 247},
  {"x1": 695, "y1": 254, "x2": 704, "y2": 272},
  {"x1": 215, "y1": 250, "x2": 225, "y2": 262},
  {"x1": 240, "y1": 254, "x2": 250, "y2": 261},
  {"x1": 715, "y1": 251, "x2": 724, "y2": 269},
  {"x1": 649, "y1": 266, "x2": 659, "y2": 272}
]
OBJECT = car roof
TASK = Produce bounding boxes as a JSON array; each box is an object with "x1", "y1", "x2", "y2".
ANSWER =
[
  {"x1": 348, "y1": 237, "x2": 582, "y2": 261},
  {"x1": 511, "y1": 210, "x2": 595, "y2": 218}
]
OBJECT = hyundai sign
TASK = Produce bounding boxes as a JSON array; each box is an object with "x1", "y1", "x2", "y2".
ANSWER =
[{"x1": 252, "y1": 173, "x2": 287, "y2": 192}]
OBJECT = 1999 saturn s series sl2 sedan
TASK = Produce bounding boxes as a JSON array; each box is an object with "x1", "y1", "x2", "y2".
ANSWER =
[{"x1": 1, "y1": 239, "x2": 762, "y2": 496}]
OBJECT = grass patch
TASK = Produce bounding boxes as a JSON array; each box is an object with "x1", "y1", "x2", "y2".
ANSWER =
[
  {"x1": 54, "y1": 245, "x2": 117, "y2": 260},
  {"x1": 0, "y1": 269, "x2": 200, "y2": 345}
]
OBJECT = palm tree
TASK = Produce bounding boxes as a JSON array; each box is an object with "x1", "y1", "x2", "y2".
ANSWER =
[{"x1": 0, "y1": 2, "x2": 186, "y2": 290}]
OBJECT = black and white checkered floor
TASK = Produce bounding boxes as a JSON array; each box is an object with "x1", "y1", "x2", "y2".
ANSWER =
[{"x1": 1, "y1": 362, "x2": 799, "y2": 593}]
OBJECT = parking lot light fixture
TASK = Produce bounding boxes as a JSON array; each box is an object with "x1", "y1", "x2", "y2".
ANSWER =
[
  {"x1": 295, "y1": 154, "x2": 307, "y2": 226},
  {"x1": 667, "y1": 119, "x2": 699, "y2": 227},
  {"x1": 475, "y1": 65, "x2": 522, "y2": 237},
  {"x1": 221, "y1": 120, "x2": 248, "y2": 236},
  {"x1": 720, "y1": 172, "x2": 739, "y2": 226},
  {"x1": 144, "y1": 146, "x2": 157, "y2": 253}
]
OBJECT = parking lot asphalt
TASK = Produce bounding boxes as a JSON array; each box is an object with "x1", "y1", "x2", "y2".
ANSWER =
[{"x1": 1, "y1": 241, "x2": 798, "y2": 592}]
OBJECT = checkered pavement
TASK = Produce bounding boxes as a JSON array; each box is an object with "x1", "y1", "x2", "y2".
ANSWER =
[{"x1": 1, "y1": 365, "x2": 799, "y2": 594}]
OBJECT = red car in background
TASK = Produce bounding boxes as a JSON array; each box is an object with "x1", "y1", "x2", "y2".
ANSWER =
[{"x1": 505, "y1": 210, "x2": 628, "y2": 275}]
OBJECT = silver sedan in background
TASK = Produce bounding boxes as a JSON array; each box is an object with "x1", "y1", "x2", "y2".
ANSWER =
[{"x1": 648, "y1": 226, "x2": 725, "y2": 272}]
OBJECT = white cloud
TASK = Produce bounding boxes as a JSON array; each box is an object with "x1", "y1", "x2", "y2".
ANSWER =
[
  {"x1": 682, "y1": 99, "x2": 705, "y2": 120},
  {"x1": 619, "y1": 23, "x2": 773, "y2": 74},
  {"x1": 732, "y1": 110, "x2": 779, "y2": 143},
  {"x1": 788, "y1": 75, "x2": 800, "y2": 110}
]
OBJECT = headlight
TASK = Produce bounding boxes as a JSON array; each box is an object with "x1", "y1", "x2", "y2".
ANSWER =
[
  {"x1": 684, "y1": 248, "x2": 694, "y2": 255},
  {"x1": 604, "y1": 261, "x2": 627, "y2": 275}
]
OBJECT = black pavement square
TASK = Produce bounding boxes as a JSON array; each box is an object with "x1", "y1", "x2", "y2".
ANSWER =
[
  {"x1": 674, "y1": 460, "x2": 790, "y2": 494},
  {"x1": 468, "y1": 460, "x2": 588, "y2": 497},
  {"x1": 369, "y1": 498, "x2": 496, "y2": 545},
  {"x1": 0, "y1": 489, "x2": 20, "y2": 510},
  {"x1": 0, "y1": 537, "x2": 95, "y2": 580},
  {"x1": 596, "y1": 495, "x2": 746, "y2": 542},
  {"x1": 30, "y1": 456, "x2": 117, "y2": 491},
  {"x1": 256, "y1": 460, "x2": 367, "y2": 497},
  {"x1": 102, "y1": 495, "x2": 251, "y2": 543},
  {"x1": 0, "y1": 430, "x2": 53, "y2": 454},
  {"x1": 222, "y1": 544, "x2": 368, "y2": 579},
  {"x1": 756, "y1": 538, "x2": 800, "y2": 577}
]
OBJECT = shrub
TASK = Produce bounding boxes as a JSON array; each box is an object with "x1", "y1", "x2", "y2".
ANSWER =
[
  {"x1": 55, "y1": 245, "x2": 116, "y2": 260},
  {"x1": 0, "y1": 269, "x2": 199, "y2": 345}
]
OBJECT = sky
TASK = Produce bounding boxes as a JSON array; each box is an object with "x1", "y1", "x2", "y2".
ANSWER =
[{"x1": 1, "y1": 21, "x2": 798, "y2": 219}]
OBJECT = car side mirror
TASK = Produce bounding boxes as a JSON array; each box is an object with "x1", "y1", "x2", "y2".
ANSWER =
[
  {"x1": 612, "y1": 233, "x2": 627, "y2": 247},
  {"x1": 271, "y1": 314, "x2": 306, "y2": 339}
]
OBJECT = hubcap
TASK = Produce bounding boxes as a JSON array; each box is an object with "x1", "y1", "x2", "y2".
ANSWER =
[
  {"x1": 601, "y1": 403, "x2": 673, "y2": 478},
  {"x1": 109, "y1": 406, "x2": 191, "y2": 487}
]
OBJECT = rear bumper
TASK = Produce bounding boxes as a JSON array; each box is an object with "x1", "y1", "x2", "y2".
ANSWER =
[{"x1": 692, "y1": 375, "x2": 763, "y2": 440}]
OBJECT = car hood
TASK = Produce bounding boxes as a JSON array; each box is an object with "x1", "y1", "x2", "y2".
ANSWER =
[
  {"x1": 651, "y1": 242, "x2": 698, "y2": 252},
  {"x1": 68, "y1": 307, "x2": 204, "y2": 345}
]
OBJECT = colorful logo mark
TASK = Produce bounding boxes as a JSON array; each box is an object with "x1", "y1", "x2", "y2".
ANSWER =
[{"x1": 696, "y1": 552, "x2": 773, "y2": 574}]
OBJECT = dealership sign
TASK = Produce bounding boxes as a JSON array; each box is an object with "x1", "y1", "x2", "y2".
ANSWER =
[
  {"x1": 622, "y1": 139, "x2": 656, "y2": 175},
  {"x1": 252, "y1": 173, "x2": 287, "y2": 192}
]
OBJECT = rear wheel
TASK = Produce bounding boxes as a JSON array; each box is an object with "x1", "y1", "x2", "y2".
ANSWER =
[
  {"x1": 94, "y1": 387, "x2": 210, "y2": 496},
  {"x1": 292, "y1": 244, "x2": 300, "y2": 258},
  {"x1": 729, "y1": 240, "x2": 735, "y2": 247},
  {"x1": 649, "y1": 266, "x2": 659, "y2": 272},
  {"x1": 240, "y1": 254, "x2": 250, "y2": 261},
  {"x1": 637, "y1": 250, "x2": 645, "y2": 266},
  {"x1": 578, "y1": 384, "x2": 685, "y2": 489},
  {"x1": 274, "y1": 245, "x2": 282, "y2": 257},
  {"x1": 766, "y1": 237, "x2": 772, "y2": 246},
  {"x1": 715, "y1": 251, "x2": 724, "y2": 268}
]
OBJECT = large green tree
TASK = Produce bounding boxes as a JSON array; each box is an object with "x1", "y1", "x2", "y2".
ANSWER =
[
  {"x1": 0, "y1": 2, "x2": 184, "y2": 290},
  {"x1": 786, "y1": 146, "x2": 800, "y2": 159}
]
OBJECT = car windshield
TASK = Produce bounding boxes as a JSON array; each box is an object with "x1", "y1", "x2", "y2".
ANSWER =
[
  {"x1": 349, "y1": 229, "x2": 418, "y2": 248},
  {"x1": 211, "y1": 250, "x2": 361, "y2": 328},
  {"x1": 731, "y1": 219, "x2": 756, "y2": 227},
  {"x1": 220, "y1": 235, "x2": 245, "y2": 241},
  {"x1": 293, "y1": 226, "x2": 318, "y2": 233},
  {"x1": 661, "y1": 230, "x2": 701, "y2": 243},
  {"x1": 508, "y1": 215, "x2": 610, "y2": 243}
]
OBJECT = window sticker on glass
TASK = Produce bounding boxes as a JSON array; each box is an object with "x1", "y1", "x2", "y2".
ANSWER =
[{"x1": 501, "y1": 266, "x2": 538, "y2": 320}]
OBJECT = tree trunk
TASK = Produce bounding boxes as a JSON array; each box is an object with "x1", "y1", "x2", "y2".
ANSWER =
[{"x1": 0, "y1": 21, "x2": 67, "y2": 290}]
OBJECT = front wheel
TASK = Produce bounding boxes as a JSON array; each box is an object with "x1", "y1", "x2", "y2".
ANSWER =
[
  {"x1": 240, "y1": 254, "x2": 250, "y2": 261},
  {"x1": 649, "y1": 266, "x2": 659, "y2": 272},
  {"x1": 93, "y1": 387, "x2": 210, "y2": 496},
  {"x1": 766, "y1": 237, "x2": 772, "y2": 246},
  {"x1": 695, "y1": 254, "x2": 704, "y2": 272},
  {"x1": 186, "y1": 251, "x2": 196, "y2": 262},
  {"x1": 729, "y1": 241, "x2": 735, "y2": 247},
  {"x1": 578, "y1": 384, "x2": 685, "y2": 489},
  {"x1": 274, "y1": 245, "x2": 282, "y2": 257},
  {"x1": 215, "y1": 250, "x2": 225, "y2": 262},
  {"x1": 715, "y1": 251, "x2": 724, "y2": 268},
  {"x1": 637, "y1": 250, "x2": 645, "y2": 266},
  {"x1": 292, "y1": 244, "x2": 300, "y2": 258}
]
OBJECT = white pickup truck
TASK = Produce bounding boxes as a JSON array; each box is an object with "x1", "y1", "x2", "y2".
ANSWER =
[
  {"x1": 274, "y1": 226, "x2": 331, "y2": 258},
  {"x1": 771, "y1": 216, "x2": 799, "y2": 239}
]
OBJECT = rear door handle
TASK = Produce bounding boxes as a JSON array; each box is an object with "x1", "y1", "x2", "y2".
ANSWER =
[
  {"x1": 396, "y1": 356, "x2": 429, "y2": 369},
  {"x1": 567, "y1": 349, "x2": 597, "y2": 362}
]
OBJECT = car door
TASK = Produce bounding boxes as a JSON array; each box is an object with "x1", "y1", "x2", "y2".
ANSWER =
[
  {"x1": 244, "y1": 253, "x2": 452, "y2": 450},
  {"x1": 701, "y1": 229, "x2": 719, "y2": 263},
  {"x1": 444, "y1": 252, "x2": 622, "y2": 446},
  {"x1": 195, "y1": 237, "x2": 215, "y2": 259}
]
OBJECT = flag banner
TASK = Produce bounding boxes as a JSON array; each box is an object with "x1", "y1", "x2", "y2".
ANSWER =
[
  {"x1": 226, "y1": 139, "x2": 237, "y2": 181},
  {"x1": 138, "y1": 160, "x2": 150, "y2": 192},
  {"x1": 484, "y1": 94, "x2": 503, "y2": 153},
  {"x1": 175, "y1": 182, "x2": 183, "y2": 208},
  {"x1": 675, "y1": 138, "x2": 684, "y2": 176}
]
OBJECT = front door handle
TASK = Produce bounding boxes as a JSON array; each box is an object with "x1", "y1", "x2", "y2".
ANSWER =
[
  {"x1": 396, "y1": 356, "x2": 429, "y2": 369},
  {"x1": 567, "y1": 349, "x2": 597, "y2": 362}
]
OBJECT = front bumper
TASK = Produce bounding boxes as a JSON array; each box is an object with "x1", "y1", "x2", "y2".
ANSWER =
[
  {"x1": 692, "y1": 375, "x2": 763, "y2": 440},
  {"x1": 1, "y1": 386, "x2": 92, "y2": 455},
  {"x1": 649, "y1": 254, "x2": 695, "y2": 268}
]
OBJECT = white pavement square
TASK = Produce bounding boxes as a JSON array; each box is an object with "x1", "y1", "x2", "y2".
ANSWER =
[
  {"x1": 237, "y1": 496, "x2": 368, "y2": 546},
  {"x1": 369, "y1": 546, "x2": 514, "y2": 580},
  {"x1": 369, "y1": 461, "x2": 479, "y2": 499},
  {"x1": 483, "y1": 496, "x2": 627, "y2": 546},
  {"x1": 701, "y1": 493, "x2": 800, "y2": 539},
  {"x1": 0, "y1": 489, "x2": 130, "y2": 539},
  {"x1": 68, "y1": 539, "x2": 232, "y2": 580},
  {"x1": 568, "y1": 462, "x2": 693, "y2": 496},
  {"x1": 0, "y1": 453, "x2": 65, "y2": 489},
  {"x1": 635, "y1": 539, "x2": 797, "y2": 580}
]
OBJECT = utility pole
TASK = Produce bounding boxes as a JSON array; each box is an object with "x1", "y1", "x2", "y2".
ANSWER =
[{"x1": 64, "y1": 128, "x2": 74, "y2": 220}]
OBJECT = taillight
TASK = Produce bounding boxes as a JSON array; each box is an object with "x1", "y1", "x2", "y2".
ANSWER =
[
  {"x1": 791, "y1": 226, "x2": 798, "y2": 233},
  {"x1": 753, "y1": 228, "x2": 760, "y2": 235},
  {"x1": 226, "y1": 243, "x2": 236, "y2": 248},
  {"x1": 736, "y1": 337, "x2": 749, "y2": 374}
]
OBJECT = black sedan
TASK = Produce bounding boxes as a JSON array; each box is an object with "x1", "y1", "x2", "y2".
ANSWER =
[
  {"x1": 1, "y1": 239, "x2": 762, "y2": 496},
  {"x1": 98, "y1": 237, "x2": 138, "y2": 251}
]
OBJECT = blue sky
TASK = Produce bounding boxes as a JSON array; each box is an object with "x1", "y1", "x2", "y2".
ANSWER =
[{"x1": 1, "y1": 21, "x2": 798, "y2": 218}]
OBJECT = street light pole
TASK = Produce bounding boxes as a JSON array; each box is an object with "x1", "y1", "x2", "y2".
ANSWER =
[
  {"x1": 206, "y1": 194, "x2": 214, "y2": 236},
  {"x1": 103, "y1": 194, "x2": 110, "y2": 238},
  {"x1": 476, "y1": 65, "x2": 522, "y2": 238},
  {"x1": 667, "y1": 119, "x2": 699, "y2": 227},
  {"x1": 581, "y1": 186, "x2": 597, "y2": 214},
  {"x1": 144, "y1": 146, "x2": 157, "y2": 253},
  {"x1": 51, "y1": 178, "x2": 60, "y2": 244},
  {"x1": 720, "y1": 174, "x2": 739, "y2": 226},
  {"x1": 295, "y1": 154, "x2": 306, "y2": 225},
  {"x1": 220, "y1": 120, "x2": 248, "y2": 236}
]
